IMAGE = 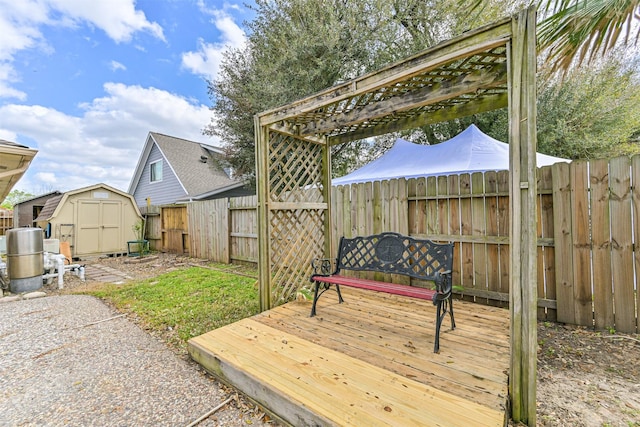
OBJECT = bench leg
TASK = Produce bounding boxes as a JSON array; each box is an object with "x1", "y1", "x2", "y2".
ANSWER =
[
  {"x1": 449, "y1": 298, "x2": 456, "y2": 330},
  {"x1": 336, "y1": 284, "x2": 344, "y2": 304},
  {"x1": 433, "y1": 298, "x2": 455, "y2": 353},
  {"x1": 434, "y1": 301, "x2": 443, "y2": 353},
  {"x1": 310, "y1": 282, "x2": 345, "y2": 317},
  {"x1": 310, "y1": 281, "x2": 321, "y2": 317}
]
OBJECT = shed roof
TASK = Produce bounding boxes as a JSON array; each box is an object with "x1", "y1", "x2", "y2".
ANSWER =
[
  {"x1": 14, "y1": 191, "x2": 62, "y2": 207},
  {"x1": 34, "y1": 195, "x2": 62, "y2": 222},
  {"x1": 34, "y1": 183, "x2": 141, "y2": 222}
]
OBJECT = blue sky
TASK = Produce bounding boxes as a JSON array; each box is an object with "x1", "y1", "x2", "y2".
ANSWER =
[{"x1": 0, "y1": 0, "x2": 253, "y2": 195}]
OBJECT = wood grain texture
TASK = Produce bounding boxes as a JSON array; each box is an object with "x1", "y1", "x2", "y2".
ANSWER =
[
  {"x1": 609, "y1": 156, "x2": 636, "y2": 333},
  {"x1": 189, "y1": 289, "x2": 508, "y2": 427}
]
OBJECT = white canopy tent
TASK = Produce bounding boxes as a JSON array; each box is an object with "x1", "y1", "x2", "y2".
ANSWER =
[{"x1": 332, "y1": 124, "x2": 569, "y2": 186}]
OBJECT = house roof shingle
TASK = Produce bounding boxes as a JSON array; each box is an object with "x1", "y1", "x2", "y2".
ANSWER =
[{"x1": 144, "y1": 133, "x2": 239, "y2": 198}]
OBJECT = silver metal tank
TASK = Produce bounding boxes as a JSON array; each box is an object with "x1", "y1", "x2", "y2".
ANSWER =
[{"x1": 7, "y1": 228, "x2": 44, "y2": 293}]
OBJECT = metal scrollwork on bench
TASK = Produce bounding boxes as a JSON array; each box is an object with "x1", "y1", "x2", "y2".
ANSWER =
[
  {"x1": 375, "y1": 235, "x2": 404, "y2": 263},
  {"x1": 311, "y1": 258, "x2": 337, "y2": 276}
]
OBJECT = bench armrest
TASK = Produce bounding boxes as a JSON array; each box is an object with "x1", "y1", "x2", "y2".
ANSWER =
[
  {"x1": 311, "y1": 258, "x2": 338, "y2": 278},
  {"x1": 433, "y1": 270, "x2": 453, "y2": 296}
]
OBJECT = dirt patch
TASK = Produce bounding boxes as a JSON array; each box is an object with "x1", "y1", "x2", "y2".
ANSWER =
[
  {"x1": 51, "y1": 254, "x2": 640, "y2": 426},
  {"x1": 534, "y1": 322, "x2": 640, "y2": 427}
]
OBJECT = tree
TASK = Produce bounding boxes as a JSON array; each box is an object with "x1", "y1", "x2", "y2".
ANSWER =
[
  {"x1": 1, "y1": 190, "x2": 35, "y2": 210},
  {"x1": 206, "y1": 0, "x2": 523, "y2": 183},
  {"x1": 536, "y1": 54, "x2": 640, "y2": 158}
]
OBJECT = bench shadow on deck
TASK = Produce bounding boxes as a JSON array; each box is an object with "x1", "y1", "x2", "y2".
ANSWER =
[{"x1": 188, "y1": 287, "x2": 510, "y2": 427}]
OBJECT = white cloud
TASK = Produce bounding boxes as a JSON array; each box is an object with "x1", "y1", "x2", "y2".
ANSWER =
[
  {"x1": 0, "y1": 63, "x2": 26, "y2": 99},
  {"x1": 109, "y1": 60, "x2": 126, "y2": 72},
  {"x1": 49, "y1": 0, "x2": 165, "y2": 43},
  {"x1": 35, "y1": 172, "x2": 57, "y2": 184},
  {"x1": 0, "y1": 0, "x2": 164, "y2": 99},
  {"x1": 181, "y1": 9, "x2": 246, "y2": 80},
  {"x1": 0, "y1": 83, "x2": 216, "y2": 193}
]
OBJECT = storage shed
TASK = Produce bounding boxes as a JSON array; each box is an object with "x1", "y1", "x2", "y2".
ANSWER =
[
  {"x1": 34, "y1": 183, "x2": 143, "y2": 258},
  {"x1": 13, "y1": 191, "x2": 62, "y2": 228}
]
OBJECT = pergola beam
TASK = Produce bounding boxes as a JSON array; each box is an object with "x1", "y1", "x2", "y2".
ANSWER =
[
  {"x1": 268, "y1": 123, "x2": 327, "y2": 145},
  {"x1": 328, "y1": 92, "x2": 508, "y2": 146},
  {"x1": 301, "y1": 64, "x2": 507, "y2": 137}
]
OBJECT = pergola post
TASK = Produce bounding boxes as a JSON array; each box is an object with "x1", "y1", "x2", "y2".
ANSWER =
[
  {"x1": 255, "y1": 115, "x2": 271, "y2": 311},
  {"x1": 508, "y1": 8, "x2": 537, "y2": 425}
]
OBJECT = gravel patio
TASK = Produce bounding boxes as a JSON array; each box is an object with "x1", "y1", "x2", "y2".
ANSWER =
[{"x1": 0, "y1": 294, "x2": 273, "y2": 426}]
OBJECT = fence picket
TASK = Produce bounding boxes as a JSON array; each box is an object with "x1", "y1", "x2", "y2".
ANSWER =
[
  {"x1": 633, "y1": 155, "x2": 640, "y2": 333},
  {"x1": 497, "y1": 170, "x2": 510, "y2": 299},
  {"x1": 552, "y1": 162, "x2": 575, "y2": 324},
  {"x1": 538, "y1": 166, "x2": 556, "y2": 321},
  {"x1": 426, "y1": 176, "x2": 438, "y2": 235},
  {"x1": 590, "y1": 159, "x2": 614, "y2": 329},
  {"x1": 448, "y1": 175, "x2": 462, "y2": 287},
  {"x1": 437, "y1": 176, "x2": 449, "y2": 237},
  {"x1": 459, "y1": 173, "x2": 474, "y2": 297},
  {"x1": 471, "y1": 172, "x2": 488, "y2": 304},
  {"x1": 485, "y1": 171, "x2": 501, "y2": 307},
  {"x1": 609, "y1": 157, "x2": 636, "y2": 333},
  {"x1": 571, "y1": 161, "x2": 593, "y2": 326}
]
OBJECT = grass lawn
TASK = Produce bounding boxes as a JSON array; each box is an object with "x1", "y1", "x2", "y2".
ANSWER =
[{"x1": 81, "y1": 266, "x2": 260, "y2": 352}]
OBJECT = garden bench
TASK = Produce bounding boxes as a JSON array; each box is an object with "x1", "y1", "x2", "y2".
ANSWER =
[{"x1": 310, "y1": 232, "x2": 455, "y2": 353}]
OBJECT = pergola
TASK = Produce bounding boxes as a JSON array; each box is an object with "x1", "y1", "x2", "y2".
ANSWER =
[{"x1": 254, "y1": 8, "x2": 538, "y2": 425}]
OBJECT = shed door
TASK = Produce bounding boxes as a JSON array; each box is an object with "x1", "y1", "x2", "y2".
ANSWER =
[{"x1": 76, "y1": 200, "x2": 123, "y2": 255}]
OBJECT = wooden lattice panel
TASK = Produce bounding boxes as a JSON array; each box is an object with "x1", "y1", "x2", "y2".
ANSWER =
[
  {"x1": 269, "y1": 209, "x2": 325, "y2": 305},
  {"x1": 282, "y1": 46, "x2": 508, "y2": 140},
  {"x1": 266, "y1": 132, "x2": 327, "y2": 305},
  {"x1": 268, "y1": 133, "x2": 324, "y2": 203}
]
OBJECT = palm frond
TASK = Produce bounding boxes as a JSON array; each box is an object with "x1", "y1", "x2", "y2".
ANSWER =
[{"x1": 538, "y1": 0, "x2": 640, "y2": 73}]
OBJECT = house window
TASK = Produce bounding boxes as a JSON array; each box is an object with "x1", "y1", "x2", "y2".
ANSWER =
[{"x1": 150, "y1": 160, "x2": 163, "y2": 182}]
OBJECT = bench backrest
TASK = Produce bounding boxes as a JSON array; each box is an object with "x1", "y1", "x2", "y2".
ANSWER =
[{"x1": 337, "y1": 232, "x2": 453, "y2": 282}]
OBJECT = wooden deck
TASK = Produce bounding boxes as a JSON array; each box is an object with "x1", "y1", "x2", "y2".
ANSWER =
[{"x1": 188, "y1": 287, "x2": 510, "y2": 426}]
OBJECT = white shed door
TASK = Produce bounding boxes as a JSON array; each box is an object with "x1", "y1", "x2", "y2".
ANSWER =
[{"x1": 76, "y1": 200, "x2": 122, "y2": 255}]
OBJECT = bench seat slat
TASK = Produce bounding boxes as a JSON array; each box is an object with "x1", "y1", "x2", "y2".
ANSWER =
[{"x1": 312, "y1": 274, "x2": 437, "y2": 301}]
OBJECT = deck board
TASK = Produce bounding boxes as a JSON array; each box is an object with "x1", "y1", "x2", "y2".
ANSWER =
[{"x1": 189, "y1": 288, "x2": 510, "y2": 426}]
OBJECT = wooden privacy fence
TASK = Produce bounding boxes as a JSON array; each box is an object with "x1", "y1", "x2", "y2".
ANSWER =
[
  {"x1": 0, "y1": 210, "x2": 13, "y2": 235},
  {"x1": 187, "y1": 196, "x2": 258, "y2": 264},
  {"x1": 140, "y1": 205, "x2": 161, "y2": 251},
  {"x1": 140, "y1": 204, "x2": 191, "y2": 254},
  {"x1": 332, "y1": 156, "x2": 639, "y2": 334},
  {"x1": 148, "y1": 155, "x2": 640, "y2": 333},
  {"x1": 145, "y1": 197, "x2": 258, "y2": 260},
  {"x1": 553, "y1": 158, "x2": 640, "y2": 334},
  {"x1": 332, "y1": 170, "x2": 548, "y2": 314}
]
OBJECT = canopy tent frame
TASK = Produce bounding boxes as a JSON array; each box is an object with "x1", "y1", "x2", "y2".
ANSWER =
[{"x1": 255, "y1": 8, "x2": 538, "y2": 424}]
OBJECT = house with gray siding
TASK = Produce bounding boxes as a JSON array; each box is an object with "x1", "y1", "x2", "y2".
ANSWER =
[{"x1": 128, "y1": 132, "x2": 251, "y2": 207}]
